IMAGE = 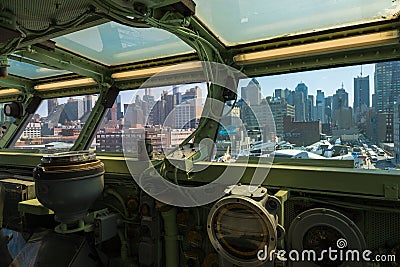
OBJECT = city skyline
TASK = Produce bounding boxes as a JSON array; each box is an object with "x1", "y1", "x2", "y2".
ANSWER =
[
  {"x1": 253, "y1": 64, "x2": 375, "y2": 108},
  {"x1": 35, "y1": 63, "x2": 375, "y2": 118}
]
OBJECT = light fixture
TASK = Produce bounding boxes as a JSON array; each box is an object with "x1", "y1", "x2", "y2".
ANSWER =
[
  {"x1": 111, "y1": 61, "x2": 203, "y2": 80},
  {"x1": 34, "y1": 78, "x2": 96, "y2": 91},
  {"x1": 234, "y1": 30, "x2": 400, "y2": 65},
  {"x1": 0, "y1": 88, "x2": 21, "y2": 97},
  {"x1": 4, "y1": 101, "x2": 23, "y2": 118}
]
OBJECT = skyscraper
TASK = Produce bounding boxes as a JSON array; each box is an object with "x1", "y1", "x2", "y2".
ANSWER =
[
  {"x1": 374, "y1": 61, "x2": 400, "y2": 113},
  {"x1": 293, "y1": 91, "x2": 306, "y2": 122},
  {"x1": 241, "y1": 78, "x2": 262, "y2": 106},
  {"x1": 294, "y1": 83, "x2": 308, "y2": 121},
  {"x1": 295, "y1": 82, "x2": 308, "y2": 101},
  {"x1": 316, "y1": 90, "x2": 325, "y2": 123},
  {"x1": 306, "y1": 95, "x2": 314, "y2": 122},
  {"x1": 268, "y1": 98, "x2": 295, "y2": 137},
  {"x1": 353, "y1": 75, "x2": 370, "y2": 110},
  {"x1": 116, "y1": 95, "x2": 123, "y2": 120},
  {"x1": 47, "y1": 98, "x2": 59, "y2": 116},
  {"x1": 332, "y1": 85, "x2": 349, "y2": 119}
]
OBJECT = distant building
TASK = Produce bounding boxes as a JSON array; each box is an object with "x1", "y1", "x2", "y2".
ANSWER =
[
  {"x1": 295, "y1": 82, "x2": 308, "y2": 101},
  {"x1": 325, "y1": 95, "x2": 333, "y2": 124},
  {"x1": 368, "y1": 111, "x2": 394, "y2": 143},
  {"x1": 181, "y1": 86, "x2": 201, "y2": 103},
  {"x1": 96, "y1": 132, "x2": 123, "y2": 152},
  {"x1": 20, "y1": 122, "x2": 41, "y2": 139},
  {"x1": 174, "y1": 98, "x2": 202, "y2": 129},
  {"x1": 353, "y1": 75, "x2": 370, "y2": 125},
  {"x1": 293, "y1": 91, "x2": 306, "y2": 122},
  {"x1": 117, "y1": 128, "x2": 146, "y2": 154},
  {"x1": 125, "y1": 106, "x2": 144, "y2": 128},
  {"x1": 283, "y1": 116, "x2": 322, "y2": 146},
  {"x1": 170, "y1": 129, "x2": 194, "y2": 147},
  {"x1": 241, "y1": 78, "x2": 262, "y2": 106},
  {"x1": 306, "y1": 95, "x2": 314, "y2": 122},
  {"x1": 67, "y1": 98, "x2": 84, "y2": 120},
  {"x1": 374, "y1": 61, "x2": 400, "y2": 113},
  {"x1": 376, "y1": 113, "x2": 394, "y2": 143},
  {"x1": 294, "y1": 82, "x2": 308, "y2": 122},
  {"x1": 332, "y1": 85, "x2": 348, "y2": 118},
  {"x1": 322, "y1": 123, "x2": 332, "y2": 136},
  {"x1": 353, "y1": 75, "x2": 370, "y2": 110},
  {"x1": 315, "y1": 90, "x2": 326, "y2": 123},
  {"x1": 84, "y1": 95, "x2": 97, "y2": 114},
  {"x1": 394, "y1": 102, "x2": 400, "y2": 164},
  {"x1": 274, "y1": 88, "x2": 285, "y2": 99},
  {"x1": 332, "y1": 107, "x2": 353, "y2": 130},
  {"x1": 47, "y1": 98, "x2": 58, "y2": 116},
  {"x1": 116, "y1": 95, "x2": 123, "y2": 120},
  {"x1": 268, "y1": 98, "x2": 295, "y2": 137}
]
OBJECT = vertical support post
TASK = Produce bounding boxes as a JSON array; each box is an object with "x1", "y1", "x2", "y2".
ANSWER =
[{"x1": 161, "y1": 207, "x2": 179, "y2": 267}]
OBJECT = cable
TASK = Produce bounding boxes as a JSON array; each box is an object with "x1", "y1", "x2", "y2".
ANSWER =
[{"x1": 19, "y1": 9, "x2": 93, "y2": 36}]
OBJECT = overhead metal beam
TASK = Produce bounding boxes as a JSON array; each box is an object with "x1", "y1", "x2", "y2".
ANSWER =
[
  {"x1": 17, "y1": 45, "x2": 113, "y2": 84},
  {"x1": 242, "y1": 45, "x2": 400, "y2": 78},
  {"x1": 0, "y1": 75, "x2": 35, "y2": 93},
  {"x1": 189, "y1": 18, "x2": 229, "y2": 62},
  {"x1": 231, "y1": 19, "x2": 400, "y2": 77}
]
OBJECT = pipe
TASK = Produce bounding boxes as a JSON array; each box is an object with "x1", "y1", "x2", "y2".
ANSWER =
[
  {"x1": 104, "y1": 188, "x2": 129, "y2": 218},
  {"x1": 161, "y1": 207, "x2": 179, "y2": 267}
]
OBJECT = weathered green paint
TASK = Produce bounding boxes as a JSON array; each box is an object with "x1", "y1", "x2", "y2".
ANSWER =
[
  {"x1": 0, "y1": 75, "x2": 34, "y2": 92},
  {"x1": 0, "y1": 94, "x2": 42, "y2": 148},
  {"x1": 0, "y1": 151, "x2": 398, "y2": 200},
  {"x1": 19, "y1": 45, "x2": 112, "y2": 84}
]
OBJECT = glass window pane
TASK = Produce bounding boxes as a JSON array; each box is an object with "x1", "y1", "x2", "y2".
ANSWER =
[
  {"x1": 92, "y1": 84, "x2": 206, "y2": 155},
  {"x1": 7, "y1": 59, "x2": 70, "y2": 79},
  {"x1": 53, "y1": 22, "x2": 195, "y2": 65},
  {"x1": 12, "y1": 95, "x2": 98, "y2": 152},
  {"x1": 195, "y1": 0, "x2": 400, "y2": 45}
]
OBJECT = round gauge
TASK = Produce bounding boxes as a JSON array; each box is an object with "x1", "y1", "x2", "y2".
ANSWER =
[
  {"x1": 288, "y1": 208, "x2": 366, "y2": 267},
  {"x1": 207, "y1": 196, "x2": 278, "y2": 266},
  {"x1": 303, "y1": 225, "x2": 345, "y2": 267}
]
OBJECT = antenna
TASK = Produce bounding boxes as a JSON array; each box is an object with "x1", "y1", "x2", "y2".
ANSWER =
[{"x1": 360, "y1": 65, "x2": 363, "y2": 77}]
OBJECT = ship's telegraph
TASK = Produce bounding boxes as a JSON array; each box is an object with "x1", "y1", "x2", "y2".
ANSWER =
[{"x1": 207, "y1": 184, "x2": 285, "y2": 266}]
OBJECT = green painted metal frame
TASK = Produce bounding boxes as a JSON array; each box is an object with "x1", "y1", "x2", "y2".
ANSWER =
[
  {"x1": 0, "y1": 75, "x2": 35, "y2": 93},
  {"x1": 18, "y1": 45, "x2": 113, "y2": 85},
  {"x1": 0, "y1": 94, "x2": 42, "y2": 148},
  {"x1": 0, "y1": 151, "x2": 398, "y2": 200}
]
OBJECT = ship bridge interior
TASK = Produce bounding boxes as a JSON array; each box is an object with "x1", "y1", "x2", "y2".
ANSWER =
[{"x1": 0, "y1": 1, "x2": 400, "y2": 266}]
